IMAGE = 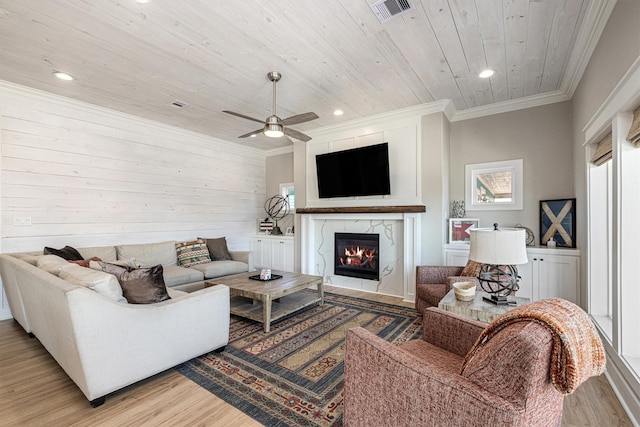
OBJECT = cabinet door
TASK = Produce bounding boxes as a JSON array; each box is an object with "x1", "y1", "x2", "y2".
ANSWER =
[
  {"x1": 445, "y1": 249, "x2": 470, "y2": 266},
  {"x1": 514, "y1": 261, "x2": 534, "y2": 301},
  {"x1": 250, "y1": 238, "x2": 272, "y2": 269},
  {"x1": 271, "y1": 239, "x2": 294, "y2": 272},
  {"x1": 536, "y1": 255, "x2": 579, "y2": 302}
]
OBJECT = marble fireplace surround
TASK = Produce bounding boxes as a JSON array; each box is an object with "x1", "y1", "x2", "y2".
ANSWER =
[{"x1": 298, "y1": 206, "x2": 424, "y2": 302}]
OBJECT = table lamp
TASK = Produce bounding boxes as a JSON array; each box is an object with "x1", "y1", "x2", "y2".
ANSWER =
[{"x1": 469, "y1": 223, "x2": 528, "y2": 299}]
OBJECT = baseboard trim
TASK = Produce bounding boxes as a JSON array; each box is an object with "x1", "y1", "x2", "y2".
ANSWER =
[
  {"x1": 0, "y1": 308, "x2": 13, "y2": 321},
  {"x1": 604, "y1": 347, "x2": 640, "y2": 427}
]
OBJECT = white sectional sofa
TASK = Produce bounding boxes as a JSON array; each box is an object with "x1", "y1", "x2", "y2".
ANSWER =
[{"x1": 0, "y1": 239, "x2": 250, "y2": 407}]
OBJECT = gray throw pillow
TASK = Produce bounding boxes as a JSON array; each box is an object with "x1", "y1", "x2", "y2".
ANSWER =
[
  {"x1": 201, "y1": 237, "x2": 232, "y2": 261},
  {"x1": 99, "y1": 262, "x2": 170, "y2": 304}
]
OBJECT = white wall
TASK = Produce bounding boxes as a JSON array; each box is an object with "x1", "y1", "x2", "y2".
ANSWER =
[
  {"x1": 0, "y1": 81, "x2": 266, "y2": 319},
  {"x1": 571, "y1": 0, "x2": 640, "y2": 423},
  {"x1": 449, "y1": 102, "x2": 574, "y2": 236},
  {"x1": 294, "y1": 104, "x2": 450, "y2": 267},
  {"x1": 304, "y1": 124, "x2": 421, "y2": 208},
  {"x1": 421, "y1": 112, "x2": 450, "y2": 264}
]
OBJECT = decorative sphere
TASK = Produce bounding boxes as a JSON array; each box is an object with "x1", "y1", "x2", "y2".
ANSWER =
[{"x1": 264, "y1": 195, "x2": 290, "y2": 220}]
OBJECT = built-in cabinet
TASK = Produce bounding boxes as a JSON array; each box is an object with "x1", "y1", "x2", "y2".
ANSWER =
[
  {"x1": 444, "y1": 244, "x2": 580, "y2": 303},
  {"x1": 250, "y1": 235, "x2": 294, "y2": 272}
]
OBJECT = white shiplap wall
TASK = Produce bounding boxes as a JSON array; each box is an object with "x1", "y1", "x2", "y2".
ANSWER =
[{"x1": 0, "y1": 81, "x2": 266, "y2": 319}]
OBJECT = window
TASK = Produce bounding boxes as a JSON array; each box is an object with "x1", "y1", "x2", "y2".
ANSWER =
[
  {"x1": 280, "y1": 183, "x2": 295, "y2": 211},
  {"x1": 587, "y1": 150, "x2": 612, "y2": 339},
  {"x1": 587, "y1": 111, "x2": 640, "y2": 376}
]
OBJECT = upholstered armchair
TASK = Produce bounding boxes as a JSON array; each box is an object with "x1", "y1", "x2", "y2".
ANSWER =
[
  {"x1": 415, "y1": 265, "x2": 480, "y2": 314},
  {"x1": 344, "y1": 299, "x2": 606, "y2": 427}
]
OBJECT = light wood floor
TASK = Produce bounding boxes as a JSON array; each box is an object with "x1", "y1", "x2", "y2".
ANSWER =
[{"x1": 0, "y1": 286, "x2": 632, "y2": 426}]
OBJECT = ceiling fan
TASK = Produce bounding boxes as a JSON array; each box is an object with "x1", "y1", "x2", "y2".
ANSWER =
[{"x1": 223, "y1": 71, "x2": 319, "y2": 142}]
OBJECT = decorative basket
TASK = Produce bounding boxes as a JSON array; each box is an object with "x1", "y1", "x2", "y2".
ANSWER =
[{"x1": 453, "y1": 281, "x2": 476, "y2": 301}]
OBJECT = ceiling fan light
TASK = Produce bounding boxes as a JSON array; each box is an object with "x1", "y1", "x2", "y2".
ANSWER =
[{"x1": 264, "y1": 123, "x2": 284, "y2": 138}]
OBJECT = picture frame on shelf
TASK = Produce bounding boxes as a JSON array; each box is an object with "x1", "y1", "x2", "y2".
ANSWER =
[
  {"x1": 448, "y1": 218, "x2": 480, "y2": 244},
  {"x1": 258, "y1": 218, "x2": 273, "y2": 234},
  {"x1": 540, "y1": 198, "x2": 576, "y2": 248}
]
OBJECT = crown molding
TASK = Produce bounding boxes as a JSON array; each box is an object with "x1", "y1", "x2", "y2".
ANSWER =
[
  {"x1": 0, "y1": 80, "x2": 264, "y2": 158},
  {"x1": 560, "y1": 0, "x2": 617, "y2": 97},
  {"x1": 307, "y1": 100, "x2": 453, "y2": 138},
  {"x1": 450, "y1": 91, "x2": 570, "y2": 122},
  {"x1": 582, "y1": 55, "x2": 640, "y2": 143},
  {"x1": 265, "y1": 145, "x2": 294, "y2": 157}
]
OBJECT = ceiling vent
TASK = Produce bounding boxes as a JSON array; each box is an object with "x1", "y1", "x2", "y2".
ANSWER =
[
  {"x1": 370, "y1": 0, "x2": 414, "y2": 24},
  {"x1": 170, "y1": 100, "x2": 187, "y2": 108}
]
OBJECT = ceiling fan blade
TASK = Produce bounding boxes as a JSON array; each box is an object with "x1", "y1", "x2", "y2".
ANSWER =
[
  {"x1": 222, "y1": 110, "x2": 265, "y2": 124},
  {"x1": 238, "y1": 128, "x2": 264, "y2": 138},
  {"x1": 281, "y1": 112, "x2": 319, "y2": 126},
  {"x1": 283, "y1": 127, "x2": 312, "y2": 142}
]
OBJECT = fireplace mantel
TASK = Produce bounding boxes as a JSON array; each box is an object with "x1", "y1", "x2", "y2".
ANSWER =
[{"x1": 296, "y1": 205, "x2": 425, "y2": 214}]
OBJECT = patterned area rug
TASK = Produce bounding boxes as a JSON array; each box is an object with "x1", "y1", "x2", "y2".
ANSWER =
[{"x1": 176, "y1": 291, "x2": 421, "y2": 426}]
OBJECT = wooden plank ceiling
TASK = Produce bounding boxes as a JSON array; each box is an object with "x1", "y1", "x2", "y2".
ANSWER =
[{"x1": 0, "y1": 0, "x2": 601, "y2": 150}]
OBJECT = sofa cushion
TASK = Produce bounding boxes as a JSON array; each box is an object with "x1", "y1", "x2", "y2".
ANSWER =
[
  {"x1": 188, "y1": 260, "x2": 248, "y2": 279},
  {"x1": 162, "y1": 264, "x2": 205, "y2": 287},
  {"x1": 99, "y1": 262, "x2": 170, "y2": 304},
  {"x1": 175, "y1": 239, "x2": 211, "y2": 268},
  {"x1": 14, "y1": 253, "x2": 40, "y2": 265},
  {"x1": 166, "y1": 288, "x2": 188, "y2": 299},
  {"x1": 37, "y1": 255, "x2": 70, "y2": 275},
  {"x1": 78, "y1": 246, "x2": 117, "y2": 262},
  {"x1": 201, "y1": 237, "x2": 232, "y2": 261},
  {"x1": 116, "y1": 241, "x2": 177, "y2": 268},
  {"x1": 58, "y1": 264, "x2": 127, "y2": 303},
  {"x1": 44, "y1": 245, "x2": 83, "y2": 261}
]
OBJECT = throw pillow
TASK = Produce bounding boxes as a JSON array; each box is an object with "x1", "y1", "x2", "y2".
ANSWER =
[
  {"x1": 69, "y1": 256, "x2": 102, "y2": 268},
  {"x1": 460, "y1": 260, "x2": 483, "y2": 277},
  {"x1": 175, "y1": 239, "x2": 212, "y2": 267},
  {"x1": 43, "y1": 245, "x2": 84, "y2": 261},
  {"x1": 201, "y1": 237, "x2": 232, "y2": 261},
  {"x1": 37, "y1": 254, "x2": 70, "y2": 276},
  {"x1": 58, "y1": 264, "x2": 127, "y2": 303},
  {"x1": 99, "y1": 262, "x2": 170, "y2": 304}
]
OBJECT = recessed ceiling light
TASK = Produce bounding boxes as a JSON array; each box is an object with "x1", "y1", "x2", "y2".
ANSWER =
[
  {"x1": 333, "y1": 109, "x2": 344, "y2": 116},
  {"x1": 136, "y1": 0, "x2": 152, "y2": 3},
  {"x1": 479, "y1": 69, "x2": 495, "y2": 79},
  {"x1": 53, "y1": 71, "x2": 75, "y2": 81}
]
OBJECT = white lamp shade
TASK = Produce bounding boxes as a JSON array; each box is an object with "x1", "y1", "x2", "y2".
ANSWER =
[{"x1": 469, "y1": 227, "x2": 528, "y2": 265}]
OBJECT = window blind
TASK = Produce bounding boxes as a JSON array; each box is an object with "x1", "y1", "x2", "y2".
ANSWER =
[
  {"x1": 627, "y1": 106, "x2": 640, "y2": 146},
  {"x1": 591, "y1": 132, "x2": 612, "y2": 166}
]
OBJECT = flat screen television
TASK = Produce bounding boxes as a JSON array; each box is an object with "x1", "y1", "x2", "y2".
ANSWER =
[{"x1": 315, "y1": 143, "x2": 391, "y2": 198}]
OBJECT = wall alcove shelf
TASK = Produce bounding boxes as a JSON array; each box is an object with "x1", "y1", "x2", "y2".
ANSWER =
[{"x1": 296, "y1": 205, "x2": 426, "y2": 214}]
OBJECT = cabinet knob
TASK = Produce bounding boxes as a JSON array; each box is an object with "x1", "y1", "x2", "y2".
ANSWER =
[
  {"x1": 533, "y1": 258, "x2": 537, "y2": 261},
  {"x1": 540, "y1": 258, "x2": 544, "y2": 262}
]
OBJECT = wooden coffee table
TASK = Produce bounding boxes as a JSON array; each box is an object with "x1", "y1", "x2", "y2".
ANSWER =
[{"x1": 205, "y1": 270, "x2": 324, "y2": 333}]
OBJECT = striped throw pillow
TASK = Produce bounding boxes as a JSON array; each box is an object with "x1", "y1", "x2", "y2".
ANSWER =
[{"x1": 175, "y1": 239, "x2": 211, "y2": 268}]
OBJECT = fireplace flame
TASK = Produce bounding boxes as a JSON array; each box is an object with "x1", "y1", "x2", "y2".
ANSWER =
[{"x1": 340, "y1": 246, "x2": 376, "y2": 268}]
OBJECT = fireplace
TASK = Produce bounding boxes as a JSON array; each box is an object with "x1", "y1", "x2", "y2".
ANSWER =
[{"x1": 334, "y1": 232, "x2": 380, "y2": 281}]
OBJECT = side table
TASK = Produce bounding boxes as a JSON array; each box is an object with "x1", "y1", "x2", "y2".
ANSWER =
[{"x1": 438, "y1": 289, "x2": 530, "y2": 323}]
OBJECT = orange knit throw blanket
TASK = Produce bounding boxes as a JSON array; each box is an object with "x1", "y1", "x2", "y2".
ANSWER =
[{"x1": 461, "y1": 298, "x2": 606, "y2": 394}]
